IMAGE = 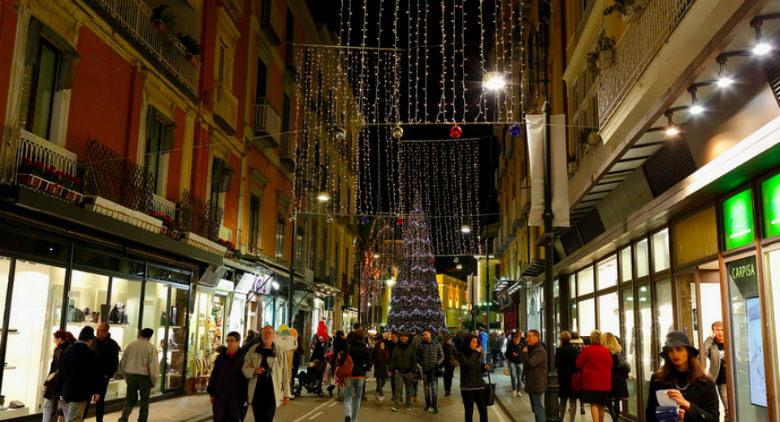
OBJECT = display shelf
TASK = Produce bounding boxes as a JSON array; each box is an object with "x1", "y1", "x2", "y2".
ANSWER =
[
  {"x1": 2, "y1": 366, "x2": 16, "y2": 370},
  {"x1": 1, "y1": 329, "x2": 19, "y2": 335}
]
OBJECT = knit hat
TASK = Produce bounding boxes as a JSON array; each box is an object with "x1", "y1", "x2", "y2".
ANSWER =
[{"x1": 660, "y1": 331, "x2": 699, "y2": 359}]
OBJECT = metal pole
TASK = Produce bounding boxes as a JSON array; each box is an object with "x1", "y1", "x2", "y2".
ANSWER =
[
  {"x1": 485, "y1": 238, "x2": 490, "y2": 332},
  {"x1": 287, "y1": 214, "x2": 297, "y2": 326},
  {"x1": 357, "y1": 253, "x2": 363, "y2": 325}
]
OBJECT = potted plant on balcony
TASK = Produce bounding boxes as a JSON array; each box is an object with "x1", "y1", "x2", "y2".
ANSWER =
[
  {"x1": 596, "y1": 35, "x2": 616, "y2": 70},
  {"x1": 217, "y1": 238, "x2": 238, "y2": 259},
  {"x1": 43, "y1": 166, "x2": 64, "y2": 197},
  {"x1": 149, "y1": 210, "x2": 179, "y2": 238},
  {"x1": 61, "y1": 175, "x2": 84, "y2": 203},
  {"x1": 151, "y1": 5, "x2": 176, "y2": 35},
  {"x1": 16, "y1": 158, "x2": 46, "y2": 189},
  {"x1": 178, "y1": 33, "x2": 201, "y2": 65},
  {"x1": 603, "y1": 0, "x2": 647, "y2": 22}
]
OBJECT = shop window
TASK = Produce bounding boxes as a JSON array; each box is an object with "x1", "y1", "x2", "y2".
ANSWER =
[
  {"x1": 3, "y1": 260, "x2": 65, "y2": 419},
  {"x1": 620, "y1": 246, "x2": 632, "y2": 282},
  {"x1": 569, "y1": 277, "x2": 576, "y2": 300},
  {"x1": 142, "y1": 282, "x2": 170, "y2": 395},
  {"x1": 577, "y1": 266, "x2": 594, "y2": 296},
  {"x1": 597, "y1": 255, "x2": 618, "y2": 290},
  {"x1": 621, "y1": 286, "x2": 639, "y2": 418},
  {"x1": 726, "y1": 256, "x2": 768, "y2": 419},
  {"x1": 570, "y1": 301, "x2": 578, "y2": 333},
  {"x1": 597, "y1": 292, "x2": 619, "y2": 336},
  {"x1": 635, "y1": 239, "x2": 649, "y2": 278},
  {"x1": 675, "y1": 273, "x2": 698, "y2": 349},
  {"x1": 167, "y1": 288, "x2": 187, "y2": 390},
  {"x1": 766, "y1": 249, "x2": 780, "y2": 411},
  {"x1": 108, "y1": 278, "x2": 142, "y2": 400},
  {"x1": 65, "y1": 271, "x2": 108, "y2": 333},
  {"x1": 578, "y1": 298, "x2": 595, "y2": 336},
  {"x1": 637, "y1": 283, "x2": 652, "y2": 409},
  {"x1": 655, "y1": 279, "x2": 674, "y2": 355},
  {"x1": 652, "y1": 229, "x2": 670, "y2": 273}
]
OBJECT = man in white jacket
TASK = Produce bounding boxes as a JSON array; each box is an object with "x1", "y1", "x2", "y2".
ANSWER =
[
  {"x1": 243, "y1": 326, "x2": 290, "y2": 422},
  {"x1": 118, "y1": 328, "x2": 159, "y2": 422}
]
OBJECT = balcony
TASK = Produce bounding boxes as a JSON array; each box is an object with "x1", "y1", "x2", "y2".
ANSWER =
[
  {"x1": 0, "y1": 128, "x2": 78, "y2": 185},
  {"x1": 213, "y1": 85, "x2": 238, "y2": 134},
  {"x1": 512, "y1": 182, "x2": 530, "y2": 230},
  {"x1": 260, "y1": 0, "x2": 284, "y2": 46},
  {"x1": 313, "y1": 258, "x2": 336, "y2": 285},
  {"x1": 279, "y1": 133, "x2": 296, "y2": 173},
  {"x1": 84, "y1": 0, "x2": 200, "y2": 95},
  {"x1": 253, "y1": 102, "x2": 282, "y2": 148}
]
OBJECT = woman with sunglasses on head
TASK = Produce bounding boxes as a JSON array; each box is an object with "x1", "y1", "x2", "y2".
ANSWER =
[{"x1": 645, "y1": 331, "x2": 719, "y2": 422}]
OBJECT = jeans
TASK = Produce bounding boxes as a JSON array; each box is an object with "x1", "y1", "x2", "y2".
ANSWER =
[
  {"x1": 343, "y1": 378, "x2": 366, "y2": 422},
  {"x1": 42, "y1": 398, "x2": 58, "y2": 422},
  {"x1": 375, "y1": 376, "x2": 387, "y2": 396},
  {"x1": 61, "y1": 401, "x2": 88, "y2": 422},
  {"x1": 529, "y1": 393, "x2": 545, "y2": 422},
  {"x1": 718, "y1": 383, "x2": 729, "y2": 420},
  {"x1": 393, "y1": 372, "x2": 414, "y2": 406},
  {"x1": 423, "y1": 371, "x2": 438, "y2": 408},
  {"x1": 509, "y1": 362, "x2": 523, "y2": 391},
  {"x1": 461, "y1": 388, "x2": 488, "y2": 422},
  {"x1": 118, "y1": 374, "x2": 152, "y2": 422}
]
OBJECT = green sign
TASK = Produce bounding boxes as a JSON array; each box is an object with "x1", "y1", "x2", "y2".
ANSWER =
[
  {"x1": 722, "y1": 188, "x2": 755, "y2": 250},
  {"x1": 762, "y1": 173, "x2": 780, "y2": 239}
]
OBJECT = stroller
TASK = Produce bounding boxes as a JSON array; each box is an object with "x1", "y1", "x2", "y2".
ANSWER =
[{"x1": 293, "y1": 359, "x2": 325, "y2": 397}]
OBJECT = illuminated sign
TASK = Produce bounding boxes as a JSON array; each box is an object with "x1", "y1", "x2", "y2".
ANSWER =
[
  {"x1": 722, "y1": 189, "x2": 755, "y2": 250},
  {"x1": 762, "y1": 173, "x2": 780, "y2": 239}
]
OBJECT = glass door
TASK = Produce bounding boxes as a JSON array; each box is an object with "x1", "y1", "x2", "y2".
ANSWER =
[{"x1": 621, "y1": 285, "x2": 638, "y2": 418}]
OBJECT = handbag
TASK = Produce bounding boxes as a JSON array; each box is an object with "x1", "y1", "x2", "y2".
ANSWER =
[
  {"x1": 485, "y1": 366, "x2": 496, "y2": 406},
  {"x1": 571, "y1": 371, "x2": 583, "y2": 393},
  {"x1": 449, "y1": 355, "x2": 459, "y2": 367}
]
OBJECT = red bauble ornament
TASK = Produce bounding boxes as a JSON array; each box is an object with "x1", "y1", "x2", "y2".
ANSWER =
[
  {"x1": 396, "y1": 217, "x2": 405, "y2": 226},
  {"x1": 449, "y1": 124, "x2": 462, "y2": 139}
]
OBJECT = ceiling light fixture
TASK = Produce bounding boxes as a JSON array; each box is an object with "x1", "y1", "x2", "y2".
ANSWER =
[
  {"x1": 715, "y1": 55, "x2": 734, "y2": 88},
  {"x1": 687, "y1": 86, "x2": 704, "y2": 115},
  {"x1": 664, "y1": 110, "x2": 680, "y2": 138},
  {"x1": 751, "y1": 18, "x2": 773, "y2": 56}
]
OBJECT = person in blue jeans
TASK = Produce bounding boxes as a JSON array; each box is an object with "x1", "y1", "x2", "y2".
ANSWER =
[
  {"x1": 505, "y1": 330, "x2": 526, "y2": 397},
  {"x1": 417, "y1": 330, "x2": 444, "y2": 413},
  {"x1": 521, "y1": 330, "x2": 547, "y2": 422},
  {"x1": 342, "y1": 330, "x2": 372, "y2": 422}
]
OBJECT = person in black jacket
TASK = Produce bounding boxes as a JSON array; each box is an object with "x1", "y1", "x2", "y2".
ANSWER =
[
  {"x1": 43, "y1": 330, "x2": 75, "y2": 422},
  {"x1": 342, "y1": 330, "x2": 372, "y2": 422},
  {"x1": 645, "y1": 331, "x2": 719, "y2": 422},
  {"x1": 555, "y1": 331, "x2": 580, "y2": 422},
  {"x1": 459, "y1": 335, "x2": 489, "y2": 422},
  {"x1": 57, "y1": 326, "x2": 99, "y2": 422},
  {"x1": 505, "y1": 330, "x2": 526, "y2": 398},
  {"x1": 328, "y1": 331, "x2": 347, "y2": 397},
  {"x1": 84, "y1": 323, "x2": 121, "y2": 422},
  {"x1": 604, "y1": 332, "x2": 630, "y2": 421},
  {"x1": 442, "y1": 334, "x2": 458, "y2": 397},
  {"x1": 208, "y1": 331, "x2": 248, "y2": 422}
]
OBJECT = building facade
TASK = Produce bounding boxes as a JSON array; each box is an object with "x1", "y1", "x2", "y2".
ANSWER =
[{"x1": 436, "y1": 273, "x2": 469, "y2": 329}]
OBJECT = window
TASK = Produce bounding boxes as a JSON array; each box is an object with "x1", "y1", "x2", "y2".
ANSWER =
[
  {"x1": 282, "y1": 93, "x2": 291, "y2": 132},
  {"x1": 655, "y1": 279, "x2": 674, "y2": 361},
  {"x1": 218, "y1": 42, "x2": 226, "y2": 85},
  {"x1": 621, "y1": 286, "x2": 639, "y2": 417},
  {"x1": 145, "y1": 107, "x2": 173, "y2": 195},
  {"x1": 249, "y1": 194, "x2": 261, "y2": 252},
  {"x1": 577, "y1": 266, "x2": 594, "y2": 296},
  {"x1": 285, "y1": 8, "x2": 295, "y2": 63},
  {"x1": 637, "y1": 282, "x2": 652, "y2": 400},
  {"x1": 275, "y1": 218, "x2": 285, "y2": 260},
  {"x1": 20, "y1": 40, "x2": 59, "y2": 139},
  {"x1": 635, "y1": 239, "x2": 649, "y2": 278},
  {"x1": 210, "y1": 157, "x2": 232, "y2": 208},
  {"x1": 255, "y1": 59, "x2": 267, "y2": 103},
  {"x1": 579, "y1": 298, "x2": 595, "y2": 335},
  {"x1": 652, "y1": 229, "x2": 670, "y2": 272},
  {"x1": 597, "y1": 255, "x2": 618, "y2": 290}
]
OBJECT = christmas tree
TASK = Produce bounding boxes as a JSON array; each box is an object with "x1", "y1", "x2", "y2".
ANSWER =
[{"x1": 386, "y1": 206, "x2": 447, "y2": 334}]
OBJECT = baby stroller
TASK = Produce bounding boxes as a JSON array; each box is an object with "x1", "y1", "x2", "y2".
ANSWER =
[{"x1": 293, "y1": 359, "x2": 324, "y2": 397}]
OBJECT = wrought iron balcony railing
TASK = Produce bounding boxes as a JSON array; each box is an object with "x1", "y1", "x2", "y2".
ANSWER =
[{"x1": 0, "y1": 128, "x2": 78, "y2": 184}]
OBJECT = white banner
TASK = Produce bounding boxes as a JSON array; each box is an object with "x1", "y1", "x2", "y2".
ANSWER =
[{"x1": 526, "y1": 114, "x2": 570, "y2": 228}]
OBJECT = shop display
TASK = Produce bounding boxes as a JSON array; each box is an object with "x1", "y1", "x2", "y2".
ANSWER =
[{"x1": 109, "y1": 302, "x2": 130, "y2": 324}]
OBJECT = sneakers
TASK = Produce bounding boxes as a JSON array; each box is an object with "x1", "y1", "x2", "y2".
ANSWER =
[
  {"x1": 433, "y1": 407, "x2": 439, "y2": 414},
  {"x1": 424, "y1": 406, "x2": 430, "y2": 412},
  {"x1": 376, "y1": 392, "x2": 385, "y2": 402},
  {"x1": 512, "y1": 390, "x2": 517, "y2": 398},
  {"x1": 345, "y1": 417, "x2": 351, "y2": 422},
  {"x1": 517, "y1": 390, "x2": 523, "y2": 397},
  {"x1": 406, "y1": 406, "x2": 413, "y2": 411},
  {"x1": 391, "y1": 405, "x2": 399, "y2": 412}
]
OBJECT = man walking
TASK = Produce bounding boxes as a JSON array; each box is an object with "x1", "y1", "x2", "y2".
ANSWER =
[
  {"x1": 208, "y1": 331, "x2": 247, "y2": 422},
  {"x1": 86, "y1": 323, "x2": 120, "y2": 422},
  {"x1": 342, "y1": 329, "x2": 372, "y2": 422},
  {"x1": 701, "y1": 321, "x2": 729, "y2": 420},
  {"x1": 522, "y1": 329, "x2": 547, "y2": 422},
  {"x1": 389, "y1": 332, "x2": 417, "y2": 412},
  {"x1": 118, "y1": 328, "x2": 159, "y2": 422},
  {"x1": 505, "y1": 330, "x2": 526, "y2": 397},
  {"x1": 57, "y1": 327, "x2": 100, "y2": 422},
  {"x1": 417, "y1": 329, "x2": 444, "y2": 413}
]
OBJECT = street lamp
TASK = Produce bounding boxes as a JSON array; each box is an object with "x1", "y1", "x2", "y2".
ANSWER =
[
  {"x1": 460, "y1": 224, "x2": 472, "y2": 234},
  {"x1": 317, "y1": 191, "x2": 331, "y2": 202},
  {"x1": 483, "y1": 72, "x2": 507, "y2": 91}
]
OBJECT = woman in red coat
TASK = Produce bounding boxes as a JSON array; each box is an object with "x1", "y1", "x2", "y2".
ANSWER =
[{"x1": 576, "y1": 330, "x2": 613, "y2": 422}]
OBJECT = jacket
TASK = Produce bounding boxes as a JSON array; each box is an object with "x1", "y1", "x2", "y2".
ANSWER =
[
  {"x1": 417, "y1": 340, "x2": 444, "y2": 371},
  {"x1": 208, "y1": 349, "x2": 248, "y2": 408},
  {"x1": 389, "y1": 341, "x2": 417, "y2": 372},
  {"x1": 243, "y1": 343, "x2": 290, "y2": 409},
  {"x1": 93, "y1": 335, "x2": 121, "y2": 380},
  {"x1": 610, "y1": 352, "x2": 630, "y2": 399},
  {"x1": 120, "y1": 338, "x2": 160, "y2": 385},
  {"x1": 346, "y1": 340, "x2": 373, "y2": 377},
  {"x1": 458, "y1": 349, "x2": 486, "y2": 390},
  {"x1": 505, "y1": 338, "x2": 526, "y2": 364},
  {"x1": 645, "y1": 372, "x2": 719, "y2": 422},
  {"x1": 555, "y1": 343, "x2": 580, "y2": 398},
  {"x1": 44, "y1": 340, "x2": 74, "y2": 400},
  {"x1": 700, "y1": 337, "x2": 723, "y2": 381},
  {"x1": 372, "y1": 343, "x2": 390, "y2": 377},
  {"x1": 521, "y1": 343, "x2": 547, "y2": 394},
  {"x1": 576, "y1": 345, "x2": 613, "y2": 392},
  {"x1": 442, "y1": 342, "x2": 457, "y2": 368},
  {"x1": 57, "y1": 341, "x2": 99, "y2": 402}
]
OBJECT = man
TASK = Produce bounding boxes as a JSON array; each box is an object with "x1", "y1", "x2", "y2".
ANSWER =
[
  {"x1": 417, "y1": 329, "x2": 444, "y2": 413},
  {"x1": 208, "y1": 332, "x2": 248, "y2": 422},
  {"x1": 118, "y1": 328, "x2": 159, "y2": 422},
  {"x1": 384, "y1": 332, "x2": 399, "y2": 399},
  {"x1": 57, "y1": 327, "x2": 100, "y2": 422},
  {"x1": 342, "y1": 329, "x2": 372, "y2": 422},
  {"x1": 243, "y1": 326, "x2": 290, "y2": 422},
  {"x1": 701, "y1": 321, "x2": 728, "y2": 420},
  {"x1": 86, "y1": 323, "x2": 120, "y2": 422},
  {"x1": 522, "y1": 329, "x2": 547, "y2": 422},
  {"x1": 505, "y1": 330, "x2": 526, "y2": 397},
  {"x1": 389, "y1": 332, "x2": 417, "y2": 412}
]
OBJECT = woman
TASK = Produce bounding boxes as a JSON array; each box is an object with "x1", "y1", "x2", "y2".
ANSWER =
[
  {"x1": 645, "y1": 331, "x2": 719, "y2": 422},
  {"x1": 459, "y1": 335, "x2": 489, "y2": 422},
  {"x1": 442, "y1": 334, "x2": 458, "y2": 397},
  {"x1": 243, "y1": 326, "x2": 290, "y2": 422},
  {"x1": 372, "y1": 337, "x2": 390, "y2": 401},
  {"x1": 555, "y1": 331, "x2": 580, "y2": 422},
  {"x1": 43, "y1": 330, "x2": 75, "y2": 422},
  {"x1": 603, "y1": 332, "x2": 630, "y2": 421},
  {"x1": 576, "y1": 330, "x2": 613, "y2": 422},
  {"x1": 342, "y1": 330, "x2": 372, "y2": 422},
  {"x1": 328, "y1": 331, "x2": 347, "y2": 397}
]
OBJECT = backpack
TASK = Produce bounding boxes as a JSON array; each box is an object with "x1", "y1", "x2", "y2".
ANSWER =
[{"x1": 335, "y1": 352, "x2": 354, "y2": 380}]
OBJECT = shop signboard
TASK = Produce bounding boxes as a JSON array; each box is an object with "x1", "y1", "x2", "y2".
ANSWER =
[
  {"x1": 761, "y1": 173, "x2": 780, "y2": 239},
  {"x1": 722, "y1": 189, "x2": 755, "y2": 250}
]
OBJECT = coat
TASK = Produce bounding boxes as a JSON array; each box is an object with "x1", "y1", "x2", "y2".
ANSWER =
[
  {"x1": 555, "y1": 343, "x2": 580, "y2": 398},
  {"x1": 93, "y1": 335, "x2": 121, "y2": 381},
  {"x1": 610, "y1": 352, "x2": 630, "y2": 399},
  {"x1": 208, "y1": 349, "x2": 248, "y2": 415},
  {"x1": 345, "y1": 340, "x2": 372, "y2": 377},
  {"x1": 645, "y1": 373, "x2": 719, "y2": 422},
  {"x1": 700, "y1": 337, "x2": 723, "y2": 381},
  {"x1": 458, "y1": 349, "x2": 486, "y2": 390},
  {"x1": 521, "y1": 343, "x2": 547, "y2": 394},
  {"x1": 389, "y1": 341, "x2": 417, "y2": 372},
  {"x1": 243, "y1": 343, "x2": 290, "y2": 413},
  {"x1": 576, "y1": 344, "x2": 613, "y2": 392},
  {"x1": 57, "y1": 341, "x2": 99, "y2": 402},
  {"x1": 505, "y1": 338, "x2": 526, "y2": 364},
  {"x1": 44, "y1": 340, "x2": 74, "y2": 400},
  {"x1": 417, "y1": 340, "x2": 444, "y2": 371},
  {"x1": 372, "y1": 344, "x2": 390, "y2": 378}
]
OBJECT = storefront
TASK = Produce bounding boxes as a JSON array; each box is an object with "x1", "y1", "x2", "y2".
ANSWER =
[{"x1": 0, "y1": 221, "x2": 195, "y2": 420}]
